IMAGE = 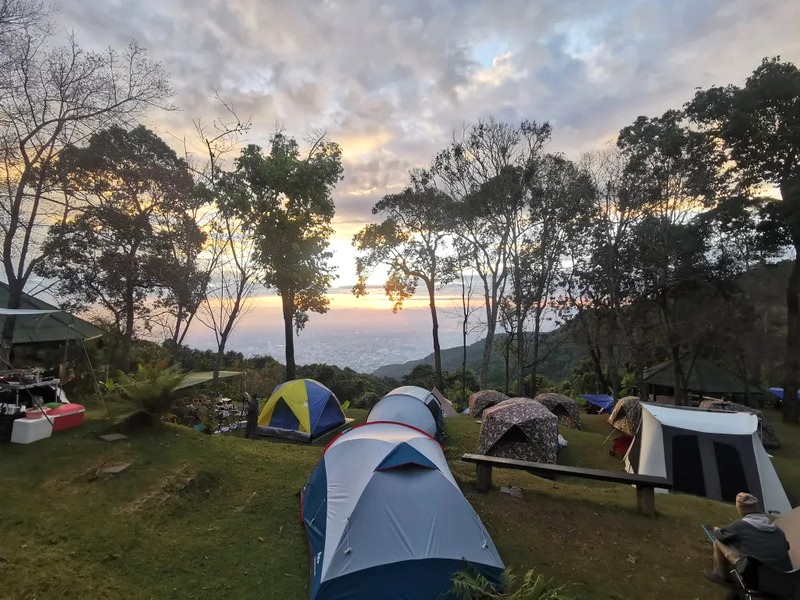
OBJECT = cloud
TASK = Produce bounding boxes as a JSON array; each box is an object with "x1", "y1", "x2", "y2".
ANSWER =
[{"x1": 50, "y1": 0, "x2": 800, "y2": 289}]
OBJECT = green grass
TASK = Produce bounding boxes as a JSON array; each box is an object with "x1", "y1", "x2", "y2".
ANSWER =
[{"x1": 0, "y1": 407, "x2": 796, "y2": 599}]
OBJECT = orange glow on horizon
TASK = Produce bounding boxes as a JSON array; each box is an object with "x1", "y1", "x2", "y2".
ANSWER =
[{"x1": 245, "y1": 288, "x2": 469, "y2": 312}]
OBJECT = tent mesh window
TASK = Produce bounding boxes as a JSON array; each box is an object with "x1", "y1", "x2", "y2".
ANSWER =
[
  {"x1": 713, "y1": 442, "x2": 750, "y2": 502},
  {"x1": 671, "y1": 435, "x2": 706, "y2": 497}
]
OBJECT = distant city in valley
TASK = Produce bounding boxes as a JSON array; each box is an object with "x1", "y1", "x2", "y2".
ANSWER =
[{"x1": 182, "y1": 301, "x2": 472, "y2": 373}]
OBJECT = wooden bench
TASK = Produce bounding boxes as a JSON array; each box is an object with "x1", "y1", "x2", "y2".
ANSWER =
[{"x1": 461, "y1": 453, "x2": 672, "y2": 517}]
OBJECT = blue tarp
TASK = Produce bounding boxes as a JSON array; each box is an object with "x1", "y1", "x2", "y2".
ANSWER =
[
  {"x1": 581, "y1": 394, "x2": 616, "y2": 413},
  {"x1": 768, "y1": 387, "x2": 800, "y2": 401}
]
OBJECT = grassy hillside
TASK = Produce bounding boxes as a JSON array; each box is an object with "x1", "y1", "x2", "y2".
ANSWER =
[{"x1": 0, "y1": 407, "x2": 796, "y2": 599}]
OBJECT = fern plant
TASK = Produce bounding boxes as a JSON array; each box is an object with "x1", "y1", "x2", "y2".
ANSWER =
[
  {"x1": 115, "y1": 360, "x2": 185, "y2": 416},
  {"x1": 450, "y1": 567, "x2": 571, "y2": 600}
]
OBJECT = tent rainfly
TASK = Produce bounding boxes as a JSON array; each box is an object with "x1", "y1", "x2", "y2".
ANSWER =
[
  {"x1": 625, "y1": 403, "x2": 791, "y2": 513},
  {"x1": 468, "y1": 390, "x2": 508, "y2": 418},
  {"x1": 367, "y1": 393, "x2": 438, "y2": 439},
  {"x1": 173, "y1": 371, "x2": 243, "y2": 391},
  {"x1": 769, "y1": 388, "x2": 800, "y2": 401},
  {"x1": 534, "y1": 393, "x2": 582, "y2": 429},
  {"x1": 301, "y1": 421, "x2": 504, "y2": 599},
  {"x1": 257, "y1": 379, "x2": 345, "y2": 442},
  {"x1": 432, "y1": 387, "x2": 459, "y2": 418},
  {"x1": 581, "y1": 394, "x2": 616, "y2": 414},
  {"x1": 0, "y1": 282, "x2": 104, "y2": 344},
  {"x1": 371, "y1": 386, "x2": 445, "y2": 440},
  {"x1": 698, "y1": 399, "x2": 781, "y2": 449},
  {"x1": 608, "y1": 396, "x2": 642, "y2": 436},
  {"x1": 477, "y1": 398, "x2": 559, "y2": 463}
]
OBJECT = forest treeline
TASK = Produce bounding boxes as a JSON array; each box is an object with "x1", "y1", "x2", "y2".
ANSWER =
[{"x1": 1, "y1": 1, "x2": 798, "y2": 421}]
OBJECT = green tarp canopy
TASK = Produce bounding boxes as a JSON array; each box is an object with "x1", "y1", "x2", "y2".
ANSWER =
[
  {"x1": 173, "y1": 371, "x2": 244, "y2": 391},
  {"x1": 0, "y1": 282, "x2": 104, "y2": 344},
  {"x1": 643, "y1": 355, "x2": 766, "y2": 395}
]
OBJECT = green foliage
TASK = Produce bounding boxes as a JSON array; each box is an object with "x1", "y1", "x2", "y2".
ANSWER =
[
  {"x1": 296, "y1": 363, "x2": 395, "y2": 408},
  {"x1": 353, "y1": 184, "x2": 456, "y2": 310},
  {"x1": 450, "y1": 568, "x2": 571, "y2": 600},
  {"x1": 351, "y1": 390, "x2": 380, "y2": 410},
  {"x1": 35, "y1": 125, "x2": 202, "y2": 370},
  {"x1": 116, "y1": 361, "x2": 185, "y2": 416},
  {"x1": 687, "y1": 56, "x2": 800, "y2": 189},
  {"x1": 220, "y1": 134, "x2": 343, "y2": 334},
  {"x1": 403, "y1": 363, "x2": 437, "y2": 389},
  {"x1": 619, "y1": 372, "x2": 637, "y2": 398}
]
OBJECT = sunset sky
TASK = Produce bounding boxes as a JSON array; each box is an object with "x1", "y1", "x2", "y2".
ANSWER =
[{"x1": 48, "y1": 0, "x2": 800, "y2": 363}]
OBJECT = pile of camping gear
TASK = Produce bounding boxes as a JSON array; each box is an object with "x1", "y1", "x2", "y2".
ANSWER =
[{"x1": 0, "y1": 368, "x2": 85, "y2": 444}]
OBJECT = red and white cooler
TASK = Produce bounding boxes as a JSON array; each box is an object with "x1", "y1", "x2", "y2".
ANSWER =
[{"x1": 45, "y1": 403, "x2": 85, "y2": 432}]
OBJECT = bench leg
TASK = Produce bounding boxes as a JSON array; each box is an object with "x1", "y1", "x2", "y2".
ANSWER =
[
  {"x1": 636, "y1": 486, "x2": 655, "y2": 517},
  {"x1": 476, "y1": 463, "x2": 492, "y2": 492}
]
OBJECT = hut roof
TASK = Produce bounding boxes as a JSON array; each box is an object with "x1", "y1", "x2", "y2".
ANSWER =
[{"x1": 643, "y1": 355, "x2": 766, "y2": 395}]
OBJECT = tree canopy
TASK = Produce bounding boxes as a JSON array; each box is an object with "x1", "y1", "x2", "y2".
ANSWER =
[{"x1": 219, "y1": 132, "x2": 343, "y2": 380}]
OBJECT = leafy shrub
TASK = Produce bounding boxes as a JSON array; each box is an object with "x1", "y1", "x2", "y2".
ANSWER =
[
  {"x1": 351, "y1": 390, "x2": 380, "y2": 410},
  {"x1": 113, "y1": 361, "x2": 184, "y2": 416},
  {"x1": 619, "y1": 372, "x2": 637, "y2": 398}
]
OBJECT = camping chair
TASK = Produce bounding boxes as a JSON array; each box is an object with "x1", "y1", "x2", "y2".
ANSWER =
[{"x1": 728, "y1": 559, "x2": 800, "y2": 600}]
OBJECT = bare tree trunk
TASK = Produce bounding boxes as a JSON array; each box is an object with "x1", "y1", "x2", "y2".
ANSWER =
[
  {"x1": 117, "y1": 281, "x2": 136, "y2": 372},
  {"x1": 427, "y1": 280, "x2": 444, "y2": 392},
  {"x1": 530, "y1": 309, "x2": 543, "y2": 397},
  {"x1": 780, "y1": 180, "x2": 800, "y2": 423},
  {"x1": 635, "y1": 348, "x2": 648, "y2": 403},
  {"x1": 476, "y1": 263, "x2": 506, "y2": 389},
  {"x1": 670, "y1": 344, "x2": 688, "y2": 406},
  {"x1": 503, "y1": 336, "x2": 510, "y2": 395},
  {"x1": 607, "y1": 315, "x2": 620, "y2": 398},
  {"x1": 461, "y1": 301, "x2": 468, "y2": 399},
  {"x1": 515, "y1": 312, "x2": 525, "y2": 396},
  {"x1": 282, "y1": 291, "x2": 296, "y2": 381},
  {"x1": 782, "y1": 253, "x2": 799, "y2": 423}
]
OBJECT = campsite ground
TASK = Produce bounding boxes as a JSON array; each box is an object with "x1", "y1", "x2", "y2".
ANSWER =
[{"x1": 0, "y1": 406, "x2": 796, "y2": 599}]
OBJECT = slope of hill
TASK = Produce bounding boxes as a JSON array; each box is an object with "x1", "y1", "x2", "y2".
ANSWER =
[
  {"x1": 371, "y1": 260, "x2": 794, "y2": 387},
  {"x1": 372, "y1": 328, "x2": 585, "y2": 386}
]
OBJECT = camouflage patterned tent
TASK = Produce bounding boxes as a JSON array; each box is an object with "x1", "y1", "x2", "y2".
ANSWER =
[
  {"x1": 534, "y1": 393, "x2": 581, "y2": 429},
  {"x1": 477, "y1": 398, "x2": 558, "y2": 463},
  {"x1": 698, "y1": 399, "x2": 781, "y2": 449},
  {"x1": 607, "y1": 396, "x2": 642, "y2": 436},
  {"x1": 469, "y1": 390, "x2": 508, "y2": 418}
]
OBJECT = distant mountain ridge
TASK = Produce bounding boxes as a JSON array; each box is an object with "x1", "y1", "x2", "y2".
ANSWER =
[
  {"x1": 371, "y1": 261, "x2": 794, "y2": 387},
  {"x1": 372, "y1": 329, "x2": 583, "y2": 386}
]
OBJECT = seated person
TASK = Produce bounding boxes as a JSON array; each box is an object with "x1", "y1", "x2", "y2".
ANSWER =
[{"x1": 704, "y1": 492, "x2": 792, "y2": 586}]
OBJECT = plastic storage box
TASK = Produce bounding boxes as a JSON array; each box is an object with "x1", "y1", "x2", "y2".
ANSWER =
[{"x1": 10, "y1": 417, "x2": 53, "y2": 443}]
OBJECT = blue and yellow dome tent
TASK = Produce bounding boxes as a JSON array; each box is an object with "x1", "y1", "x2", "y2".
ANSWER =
[{"x1": 257, "y1": 379, "x2": 346, "y2": 442}]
